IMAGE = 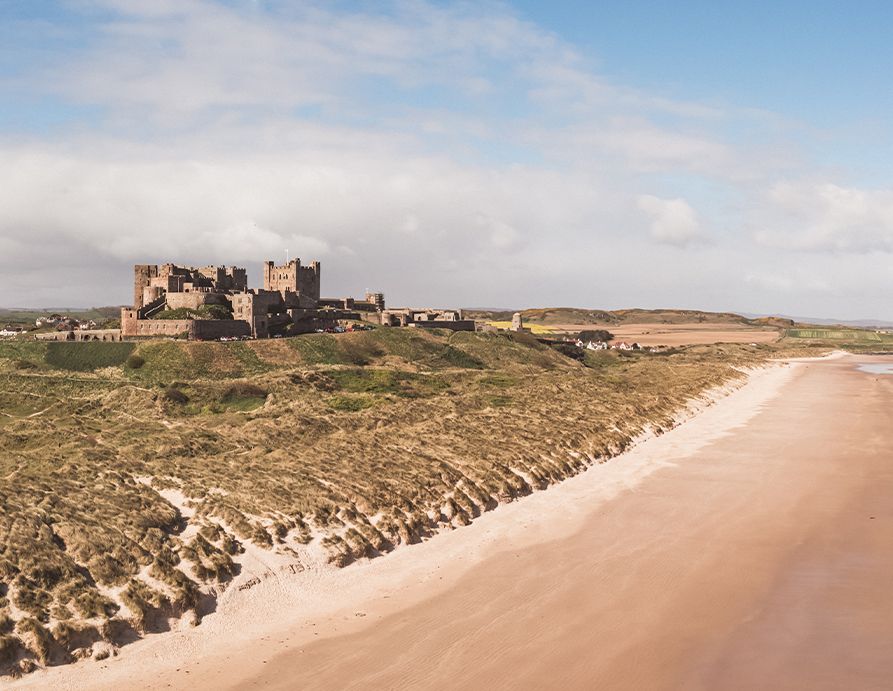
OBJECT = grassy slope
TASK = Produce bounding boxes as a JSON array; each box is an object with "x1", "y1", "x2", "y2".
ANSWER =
[
  {"x1": 466, "y1": 306, "x2": 768, "y2": 326},
  {"x1": 0, "y1": 327, "x2": 872, "y2": 675},
  {"x1": 0, "y1": 308, "x2": 122, "y2": 326}
]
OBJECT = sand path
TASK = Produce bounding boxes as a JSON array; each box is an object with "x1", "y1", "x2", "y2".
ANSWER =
[{"x1": 19, "y1": 354, "x2": 892, "y2": 689}]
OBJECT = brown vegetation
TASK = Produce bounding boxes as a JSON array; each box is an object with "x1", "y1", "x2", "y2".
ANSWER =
[{"x1": 0, "y1": 326, "x2": 847, "y2": 676}]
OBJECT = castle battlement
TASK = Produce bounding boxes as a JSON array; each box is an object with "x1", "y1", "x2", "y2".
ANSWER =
[{"x1": 262, "y1": 259, "x2": 321, "y2": 302}]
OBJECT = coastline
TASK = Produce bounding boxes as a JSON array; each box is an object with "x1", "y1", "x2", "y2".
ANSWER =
[{"x1": 13, "y1": 357, "x2": 803, "y2": 690}]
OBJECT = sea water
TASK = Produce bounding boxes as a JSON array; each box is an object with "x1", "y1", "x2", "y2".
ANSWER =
[{"x1": 856, "y1": 363, "x2": 893, "y2": 375}]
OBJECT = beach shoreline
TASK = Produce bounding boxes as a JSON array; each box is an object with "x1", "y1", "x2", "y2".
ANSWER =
[
  {"x1": 12, "y1": 355, "x2": 809, "y2": 690},
  {"x1": 231, "y1": 351, "x2": 893, "y2": 690}
]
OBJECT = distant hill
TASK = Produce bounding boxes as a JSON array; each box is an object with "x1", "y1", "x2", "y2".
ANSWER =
[
  {"x1": 742, "y1": 313, "x2": 893, "y2": 329},
  {"x1": 0, "y1": 306, "x2": 123, "y2": 324},
  {"x1": 464, "y1": 307, "x2": 771, "y2": 326}
]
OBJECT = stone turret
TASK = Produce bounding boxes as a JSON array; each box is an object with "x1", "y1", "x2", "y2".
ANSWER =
[{"x1": 510, "y1": 312, "x2": 524, "y2": 332}]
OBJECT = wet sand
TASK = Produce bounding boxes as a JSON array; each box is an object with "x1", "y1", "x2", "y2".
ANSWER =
[{"x1": 232, "y1": 356, "x2": 893, "y2": 690}]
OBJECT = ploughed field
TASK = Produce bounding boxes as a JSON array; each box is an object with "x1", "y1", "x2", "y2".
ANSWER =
[{"x1": 0, "y1": 328, "x2": 839, "y2": 677}]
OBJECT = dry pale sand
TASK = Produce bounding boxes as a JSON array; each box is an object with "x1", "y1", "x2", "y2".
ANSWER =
[
  {"x1": 20, "y1": 353, "x2": 893, "y2": 690},
  {"x1": 553, "y1": 321, "x2": 780, "y2": 346}
]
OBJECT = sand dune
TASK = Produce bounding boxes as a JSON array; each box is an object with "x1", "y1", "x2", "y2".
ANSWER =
[{"x1": 21, "y1": 354, "x2": 893, "y2": 690}]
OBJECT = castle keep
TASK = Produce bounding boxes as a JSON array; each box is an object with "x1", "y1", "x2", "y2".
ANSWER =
[
  {"x1": 121, "y1": 258, "x2": 383, "y2": 339},
  {"x1": 262, "y1": 259, "x2": 320, "y2": 303}
]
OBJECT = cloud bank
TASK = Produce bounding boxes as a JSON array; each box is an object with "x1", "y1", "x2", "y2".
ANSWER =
[{"x1": 0, "y1": 1, "x2": 890, "y2": 318}]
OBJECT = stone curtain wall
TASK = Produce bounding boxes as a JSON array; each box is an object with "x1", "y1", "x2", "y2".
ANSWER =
[{"x1": 189, "y1": 319, "x2": 250, "y2": 340}]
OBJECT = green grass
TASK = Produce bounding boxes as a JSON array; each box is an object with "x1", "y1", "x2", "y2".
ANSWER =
[
  {"x1": 582, "y1": 350, "x2": 624, "y2": 370},
  {"x1": 0, "y1": 307, "x2": 121, "y2": 326},
  {"x1": 327, "y1": 393, "x2": 376, "y2": 412},
  {"x1": 484, "y1": 394, "x2": 513, "y2": 408},
  {"x1": 786, "y1": 328, "x2": 890, "y2": 341},
  {"x1": 44, "y1": 342, "x2": 135, "y2": 372},
  {"x1": 328, "y1": 368, "x2": 449, "y2": 398},
  {"x1": 284, "y1": 329, "x2": 484, "y2": 370},
  {"x1": 219, "y1": 383, "x2": 268, "y2": 411},
  {"x1": 477, "y1": 373, "x2": 518, "y2": 388},
  {"x1": 225, "y1": 341, "x2": 273, "y2": 375},
  {"x1": 0, "y1": 341, "x2": 47, "y2": 370}
]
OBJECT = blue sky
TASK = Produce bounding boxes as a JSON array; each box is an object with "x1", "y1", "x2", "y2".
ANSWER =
[{"x1": 2, "y1": 1, "x2": 893, "y2": 318}]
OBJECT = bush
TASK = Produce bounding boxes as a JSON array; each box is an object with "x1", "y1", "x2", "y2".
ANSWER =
[
  {"x1": 221, "y1": 383, "x2": 267, "y2": 402},
  {"x1": 162, "y1": 387, "x2": 189, "y2": 405},
  {"x1": 219, "y1": 383, "x2": 267, "y2": 411},
  {"x1": 547, "y1": 341, "x2": 585, "y2": 361},
  {"x1": 125, "y1": 354, "x2": 145, "y2": 370},
  {"x1": 578, "y1": 329, "x2": 614, "y2": 342}
]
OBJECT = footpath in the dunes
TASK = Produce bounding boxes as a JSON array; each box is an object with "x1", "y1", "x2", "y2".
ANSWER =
[{"x1": 232, "y1": 355, "x2": 893, "y2": 690}]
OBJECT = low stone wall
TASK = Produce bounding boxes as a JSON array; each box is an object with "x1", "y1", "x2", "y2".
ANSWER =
[
  {"x1": 131, "y1": 319, "x2": 192, "y2": 338},
  {"x1": 36, "y1": 329, "x2": 123, "y2": 342},
  {"x1": 408, "y1": 320, "x2": 476, "y2": 332},
  {"x1": 121, "y1": 317, "x2": 250, "y2": 340}
]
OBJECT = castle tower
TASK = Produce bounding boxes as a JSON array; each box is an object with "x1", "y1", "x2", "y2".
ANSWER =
[
  {"x1": 263, "y1": 259, "x2": 321, "y2": 302},
  {"x1": 364, "y1": 292, "x2": 385, "y2": 310},
  {"x1": 133, "y1": 264, "x2": 159, "y2": 309}
]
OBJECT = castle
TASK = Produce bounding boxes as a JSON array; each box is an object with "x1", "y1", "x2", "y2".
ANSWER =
[{"x1": 121, "y1": 258, "x2": 385, "y2": 339}]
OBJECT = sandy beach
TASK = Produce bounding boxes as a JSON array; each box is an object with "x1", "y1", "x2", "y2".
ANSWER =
[{"x1": 17, "y1": 353, "x2": 893, "y2": 690}]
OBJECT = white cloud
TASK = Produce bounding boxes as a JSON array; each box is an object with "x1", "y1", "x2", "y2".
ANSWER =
[
  {"x1": 636, "y1": 195, "x2": 704, "y2": 247},
  {"x1": 755, "y1": 182, "x2": 893, "y2": 253},
  {"x1": 0, "y1": 130, "x2": 629, "y2": 305},
  {"x1": 3, "y1": 1, "x2": 891, "y2": 318}
]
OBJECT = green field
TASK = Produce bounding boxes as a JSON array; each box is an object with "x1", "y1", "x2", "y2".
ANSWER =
[
  {"x1": 0, "y1": 307, "x2": 121, "y2": 325},
  {"x1": 786, "y1": 328, "x2": 893, "y2": 342}
]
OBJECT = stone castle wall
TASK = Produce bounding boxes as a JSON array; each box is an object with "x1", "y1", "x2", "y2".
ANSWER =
[
  {"x1": 189, "y1": 319, "x2": 250, "y2": 340},
  {"x1": 133, "y1": 264, "x2": 159, "y2": 309},
  {"x1": 121, "y1": 307, "x2": 247, "y2": 339},
  {"x1": 296, "y1": 263, "x2": 321, "y2": 301},
  {"x1": 131, "y1": 319, "x2": 192, "y2": 338},
  {"x1": 36, "y1": 329, "x2": 123, "y2": 342},
  {"x1": 164, "y1": 292, "x2": 230, "y2": 311}
]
